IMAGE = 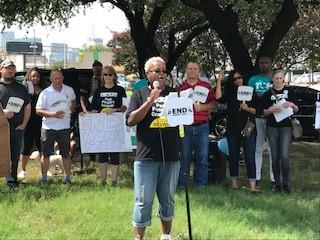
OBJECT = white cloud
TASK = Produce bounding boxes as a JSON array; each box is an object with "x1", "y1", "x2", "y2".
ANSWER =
[{"x1": 1, "y1": 2, "x2": 129, "y2": 48}]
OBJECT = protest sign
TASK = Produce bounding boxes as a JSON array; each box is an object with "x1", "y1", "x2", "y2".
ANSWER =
[
  {"x1": 237, "y1": 86, "x2": 254, "y2": 102},
  {"x1": 6, "y1": 97, "x2": 24, "y2": 113}
]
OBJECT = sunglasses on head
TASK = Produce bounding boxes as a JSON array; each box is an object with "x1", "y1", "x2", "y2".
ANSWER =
[{"x1": 104, "y1": 73, "x2": 113, "y2": 76}]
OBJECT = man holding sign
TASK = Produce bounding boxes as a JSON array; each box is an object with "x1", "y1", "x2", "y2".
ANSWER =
[
  {"x1": 127, "y1": 57, "x2": 179, "y2": 240},
  {"x1": 0, "y1": 59, "x2": 31, "y2": 187},
  {"x1": 178, "y1": 59, "x2": 215, "y2": 188},
  {"x1": 36, "y1": 70, "x2": 76, "y2": 184}
]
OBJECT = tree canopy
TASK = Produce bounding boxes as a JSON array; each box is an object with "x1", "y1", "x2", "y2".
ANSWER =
[{"x1": 0, "y1": 0, "x2": 319, "y2": 78}]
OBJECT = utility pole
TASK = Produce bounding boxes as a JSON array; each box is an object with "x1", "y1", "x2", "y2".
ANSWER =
[{"x1": 29, "y1": 29, "x2": 37, "y2": 67}]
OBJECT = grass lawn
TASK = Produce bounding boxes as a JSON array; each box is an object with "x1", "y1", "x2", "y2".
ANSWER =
[{"x1": 0, "y1": 141, "x2": 319, "y2": 239}]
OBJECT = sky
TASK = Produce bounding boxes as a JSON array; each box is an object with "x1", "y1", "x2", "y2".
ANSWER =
[{"x1": 1, "y1": 2, "x2": 129, "y2": 49}]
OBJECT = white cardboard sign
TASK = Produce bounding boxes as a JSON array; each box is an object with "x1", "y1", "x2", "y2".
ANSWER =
[
  {"x1": 6, "y1": 97, "x2": 24, "y2": 113},
  {"x1": 315, "y1": 101, "x2": 320, "y2": 129},
  {"x1": 49, "y1": 95, "x2": 69, "y2": 113},
  {"x1": 273, "y1": 99, "x2": 294, "y2": 122},
  {"x1": 180, "y1": 88, "x2": 193, "y2": 99},
  {"x1": 237, "y1": 86, "x2": 254, "y2": 102},
  {"x1": 164, "y1": 97, "x2": 194, "y2": 126},
  {"x1": 193, "y1": 86, "x2": 209, "y2": 103}
]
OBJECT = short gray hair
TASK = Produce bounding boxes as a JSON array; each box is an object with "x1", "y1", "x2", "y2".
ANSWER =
[
  {"x1": 50, "y1": 69, "x2": 63, "y2": 78},
  {"x1": 272, "y1": 69, "x2": 285, "y2": 78},
  {"x1": 144, "y1": 56, "x2": 165, "y2": 73}
]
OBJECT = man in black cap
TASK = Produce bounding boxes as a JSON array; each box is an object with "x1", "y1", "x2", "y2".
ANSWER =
[{"x1": 0, "y1": 59, "x2": 31, "y2": 188}]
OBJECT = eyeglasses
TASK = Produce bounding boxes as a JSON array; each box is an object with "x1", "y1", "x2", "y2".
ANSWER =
[
  {"x1": 104, "y1": 73, "x2": 113, "y2": 76},
  {"x1": 149, "y1": 70, "x2": 167, "y2": 74},
  {"x1": 233, "y1": 76, "x2": 243, "y2": 81}
]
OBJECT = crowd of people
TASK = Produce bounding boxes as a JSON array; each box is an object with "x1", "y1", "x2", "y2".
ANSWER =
[{"x1": 0, "y1": 55, "x2": 300, "y2": 240}]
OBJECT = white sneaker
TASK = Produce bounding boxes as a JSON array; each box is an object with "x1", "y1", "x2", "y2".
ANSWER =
[
  {"x1": 47, "y1": 170, "x2": 53, "y2": 177},
  {"x1": 18, "y1": 170, "x2": 27, "y2": 180},
  {"x1": 134, "y1": 235, "x2": 141, "y2": 240},
  {"x1": 160, "y1": 234, "x2": 173, "y2": 240}
]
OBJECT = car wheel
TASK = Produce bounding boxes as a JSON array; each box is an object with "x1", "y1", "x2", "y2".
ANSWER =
[{"x1": 212, "y1": 115, "x2": 227, "y2": 138}]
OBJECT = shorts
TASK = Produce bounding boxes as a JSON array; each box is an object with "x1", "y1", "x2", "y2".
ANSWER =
[
  {"x1": 98, "y1": 152, "x2": 120, "y2": 165},
  {"x1": 21, "y1": 124, "x2": 41, "y2": 155},
  {"x1": 41, "y1": 128, "x2": 70, "y2": 158}
]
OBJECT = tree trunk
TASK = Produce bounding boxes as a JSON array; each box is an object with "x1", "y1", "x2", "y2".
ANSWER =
[
  {"x1": 130, "y1": 21, "x2": 159, "y2": 78},
  {"x1": 181, "y1": 0, "x2": 299, "y2": 78},
  {"x1": 255, "y1": 0, "x2": 299, "y2": 71}
]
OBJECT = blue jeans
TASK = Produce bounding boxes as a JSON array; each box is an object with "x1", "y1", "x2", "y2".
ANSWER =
[
  {"x1": 255, "y1": 118, "x2": 274, "y2": 182},
  {"x1": 227, "y1": 129, "x2": 256, "y2": 180},
  {"x1": 178, "y1": 122, "x2": 209, "y2": 187},
  {"x1": 266, "y1": 126, "x2": 292, "y2": 186},
  {"x1": 132, "y1": 160, "x2": 180, "y2": 228}
]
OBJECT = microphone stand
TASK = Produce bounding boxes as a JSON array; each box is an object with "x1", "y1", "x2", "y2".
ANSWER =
[{"x1": 177, "y1": 86, "x2": 193, "y2": 240}]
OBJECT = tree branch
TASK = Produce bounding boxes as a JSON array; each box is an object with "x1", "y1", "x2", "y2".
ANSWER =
[
  {"x1": 166, "y1": 22, "x2": 210, "y2": 71},
  {"x1": 147, "y1": 0, "x2": 171, "y2": 38},
  {"x1": 256, "y1": 0, "x2": 299, "y2": 67}
]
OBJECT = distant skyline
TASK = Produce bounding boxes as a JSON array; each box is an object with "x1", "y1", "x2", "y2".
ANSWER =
[{"x1": 0, "y1": 2, "x2": 129, "y2": 49}]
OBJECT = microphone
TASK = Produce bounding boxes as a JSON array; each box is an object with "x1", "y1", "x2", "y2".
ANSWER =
[{"x1": 153, "y1": 81, "x2": 160, "y2": 89}]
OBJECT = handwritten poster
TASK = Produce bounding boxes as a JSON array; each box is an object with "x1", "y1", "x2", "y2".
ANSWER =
[{"x1": 79, "y1": 113, "x2": 135, "y2": 153}]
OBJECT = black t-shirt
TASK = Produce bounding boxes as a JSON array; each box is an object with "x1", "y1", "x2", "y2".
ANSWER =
[
  {"x1": 28, "y1": 94, "x2": 42, "y2": 128},
  {"x1": 80, "y1": 76, "x2": 100, "y2": 111},
  {"x1": 91, "y1": 85, "x2": 126, "y2": 112},
  {"x1": 261, "y1": 86, "x2": 298, "y2": 127},
  {"x1": 126, "y1": 86, "x2": 179, "y2": 162},
  {"x1": 0, "y1": 81, "x2": 31, "y2": 129},
  {"x1": 217, "y1": 88, "x2": 257, "y2": 132}
]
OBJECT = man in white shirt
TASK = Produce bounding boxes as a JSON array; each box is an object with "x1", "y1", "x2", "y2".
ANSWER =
[{"x1": 36, "y1": 69, "x2": 76, "y2": 183}]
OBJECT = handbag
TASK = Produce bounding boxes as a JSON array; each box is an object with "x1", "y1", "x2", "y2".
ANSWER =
[
  {"x1": 291, "y1": 118, "x2": 303, "y2": 139},
  {"x1": 241, "y1": 118, "x2": 255, "y2": 138}
]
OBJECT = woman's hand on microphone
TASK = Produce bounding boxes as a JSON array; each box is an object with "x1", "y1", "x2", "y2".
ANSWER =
[{"x1": 147, "y1": 88, "x2": 161, "y2": 103}]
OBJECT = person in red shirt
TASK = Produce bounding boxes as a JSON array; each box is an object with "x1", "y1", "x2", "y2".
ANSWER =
[{"x1": 177, "y1": 59, "x2": 215, "y2": 188}]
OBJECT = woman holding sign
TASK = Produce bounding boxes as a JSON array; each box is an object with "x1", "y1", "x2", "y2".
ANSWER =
[
  {"x1": 91, "y1": 65, "x2": 127, "y2": 186},
  {"x1": 215, "y1": 70, "x2": 258, "y2": 192},
  {"x1": 18, "y1": 68, "x2": 46, "y2": 180},
  {"x1": 262, "y1": 70, "x2": 299, "y2": 193}
]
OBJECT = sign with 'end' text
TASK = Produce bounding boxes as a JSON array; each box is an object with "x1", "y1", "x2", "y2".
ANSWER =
[{"x1": 165, "y1": 97, "x2": 194, "y2": 126}]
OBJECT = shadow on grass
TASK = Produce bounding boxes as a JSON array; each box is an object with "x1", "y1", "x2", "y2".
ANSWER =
[{"x1": 0, "y1": 176, "x2": 134, "y2": 205}]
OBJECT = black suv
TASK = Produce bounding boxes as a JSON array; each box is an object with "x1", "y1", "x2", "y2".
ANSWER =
[
  {"x1": 209, "y1": 85, "x2": 320, "y2": 140},
  {"x1": 15, "y1": 68, "x2": 93, "y2": 105}
]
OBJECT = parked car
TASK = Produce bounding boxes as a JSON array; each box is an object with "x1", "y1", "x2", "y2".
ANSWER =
[
  {"x1": 209, "y1": 85, "x2": 320, "y2": 140},
  {"x1": 293, "y1": 72, "x2": 320, "y2": 85}
]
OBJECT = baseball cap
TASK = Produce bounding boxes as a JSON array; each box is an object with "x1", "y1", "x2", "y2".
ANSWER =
[{"x1": 0, "y1": 59, "x2": 15, "y2": 68}]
